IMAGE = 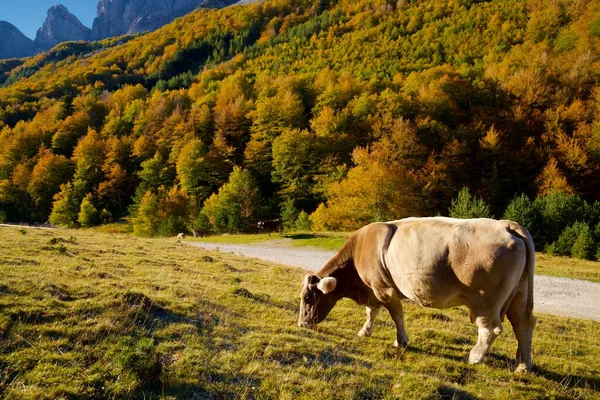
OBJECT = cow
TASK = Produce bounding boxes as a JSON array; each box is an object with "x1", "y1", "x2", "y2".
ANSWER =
[
  {"x1": 257, "y1": 219, "x2": 284, "y2": 235},
  {"x1": 192, "y1": 229, "x2": 201, "y2": 238},
  {"x1": 298, "y1": 217, "x2": 536, "y2": 372},
  {"x1": 177, "y1": 233, "x2": 185, "y2": 240}
]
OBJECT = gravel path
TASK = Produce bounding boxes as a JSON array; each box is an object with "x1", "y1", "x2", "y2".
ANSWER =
[{"x1": 187, "y1": 241, "x2": 600, "y2": 322}]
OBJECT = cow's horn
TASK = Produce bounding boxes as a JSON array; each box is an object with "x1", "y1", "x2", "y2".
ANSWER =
[{"x1": 317, "y1": 277, "x2": 337, "y2": 294}]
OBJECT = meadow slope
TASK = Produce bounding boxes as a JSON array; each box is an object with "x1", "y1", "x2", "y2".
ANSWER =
[{"x1": 0, "y1": 226, "x2": 599, "y2": 399}]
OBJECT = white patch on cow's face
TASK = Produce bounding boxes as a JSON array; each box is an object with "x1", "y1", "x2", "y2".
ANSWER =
[{"x1": 317, "y1": 277, "x2": 337, "y2": 294}]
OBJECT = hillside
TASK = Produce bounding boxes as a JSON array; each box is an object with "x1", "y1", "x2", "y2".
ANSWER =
[
  {"x1": 0, "y1": 226, "x2": 598, "y2": 398},
  {"x1": 0, "y1": 0, "x2": 600, "y2": 237}
]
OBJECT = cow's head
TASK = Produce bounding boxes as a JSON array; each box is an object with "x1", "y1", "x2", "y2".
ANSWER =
[
  {"x1": 257, "y1": 221, "x2": 264, "y2": 230},
  {"x1": 298, "y1": 274, "x2": 338, "y2": 329}
]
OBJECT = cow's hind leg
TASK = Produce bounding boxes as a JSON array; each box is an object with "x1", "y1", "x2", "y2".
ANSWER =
[
  {"x1": 507, "y1": 291, "x2": 534, "y2": 372},
  {"x1": 384, "y1": 298, "x2": 408, "y2": 348},
  {"x1": 468, "y1": 313, "x2": 503, "y2": 364},
  {"x1": 358, "y1": 305, "x2": 381, "y2": 337}
]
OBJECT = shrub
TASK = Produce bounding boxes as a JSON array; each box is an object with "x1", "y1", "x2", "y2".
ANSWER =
[
  {"x1": 571, "y1": 224, "x2": 596, "y2": 260},
  {"x1": 194, "y1": 211, "x2": 212, "y2": 235},
  {"x1": 78, "y1": 193, "x2": 99, "y2": 228},
  {"x1": 533, "y1": 192, "x2": 586, "y2": 247},
  {"x1": 503, "y1": 194, "x2": 540, "y2": 233},
  {"x1": 545, "y1": 221, "x2": 596, "y2": 259},
  {"x1": 99, "y1": 208, "x2": 112, "y2": 223},
  {"x1": 280, "y1": 198, "x2": 299, "y2": 231},
  {"x1": 157, "y1": 215, "x2": 188, "y2": 237},
  {"x1": 295, "y1": 210, "x2": 312, "y2": 231},
  {"x1": 448, "y1": 187, "x2": 493, "y2": 219}
]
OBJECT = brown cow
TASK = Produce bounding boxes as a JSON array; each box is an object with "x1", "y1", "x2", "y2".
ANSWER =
[
  {"x1": 298, "y1": 217, "x2": 535, "y2": 372},
  {"x1": 258, "y1": 219, "x2": 283, "y2": 235}
]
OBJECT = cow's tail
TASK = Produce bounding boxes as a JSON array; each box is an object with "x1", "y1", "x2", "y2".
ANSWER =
[{"x1": 504, "y1": 222, "x2": 536, "y2": 327}]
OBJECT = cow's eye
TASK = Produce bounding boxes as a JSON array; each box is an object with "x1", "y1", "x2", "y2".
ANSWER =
[{"x1": 304, "y1": 295, "x2": 311, "y2": 302}]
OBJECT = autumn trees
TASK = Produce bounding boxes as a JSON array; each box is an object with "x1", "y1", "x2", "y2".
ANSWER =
[{"x1": 0, "y1": 0, "x2": 599, "y2": 259}]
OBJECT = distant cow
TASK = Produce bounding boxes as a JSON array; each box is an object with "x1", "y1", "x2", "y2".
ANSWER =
[
  {"x1": 298, "y1": 217, "x2": 535, "y2": 372},
  {"x1": 177, "y1": 233, "x2": 185, "y2": 240},
  {"x1": 257, "y1": 219, "x2": 283, "y2": 235},
  {"x1": 192, "y1": 229, "x2": 201, "y2": 238}
]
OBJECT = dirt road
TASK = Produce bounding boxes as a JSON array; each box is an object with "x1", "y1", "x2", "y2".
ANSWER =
[{"x1": 187, "y1": 241, "x2": 600, "y2": 322}]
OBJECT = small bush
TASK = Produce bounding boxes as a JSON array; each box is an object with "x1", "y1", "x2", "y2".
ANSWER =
[
  {"x1": 194, "y1": 211, "x2": 212, "y2": 235},
  {"x1": 280, "y1": 198, "x2": 299, "y2": 231},
  {"x1": 533, "y1": 192, "x2": 586, "y2": 247},
  {"x1": 157, "y1": 215, "x2": 188, "y2": 237},
  {"x1": 546, "y1": 221, "x2": 596, "y2": 259},
  {"x1": 448, "y1": 187, "x2": 493, "y2": 219},
  {"x1": 571, "y1": 225, "x2": 596, "y2": 260},
  {"x1": 78, "y1": 193, "x2": 99, "y2": 228},
  {"x1": 295, "y1": 210, "x2": 312, "y2": 231},
  {"x1": 503, "y1": 194, "x2": 539, "y2": 233}
]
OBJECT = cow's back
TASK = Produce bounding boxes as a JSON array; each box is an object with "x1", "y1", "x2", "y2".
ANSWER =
[{"x1": 381, "y1": 218, "x2": 527, "y2": 308}]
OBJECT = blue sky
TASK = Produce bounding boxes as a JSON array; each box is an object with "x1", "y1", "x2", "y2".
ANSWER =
[{"x1": 0, "y1": 0, "x2": 97, "y2": 39}]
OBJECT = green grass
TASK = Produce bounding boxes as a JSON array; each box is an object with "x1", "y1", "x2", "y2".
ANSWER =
[
  {"x1": 536, "y1": 253, "x2": 600, "y2": 283},
  {"x1": 0, "y1": 226, "x2": 599, "y2": 399},
  {"x1": 193, "y1": 232, "x2": 600, "y2": 282},
  {"x1": 190, "y1": 232, "x2": 349, "y2": 251}
]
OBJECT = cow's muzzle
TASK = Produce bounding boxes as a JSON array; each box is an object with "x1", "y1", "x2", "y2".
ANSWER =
[{"x1": 298, "y1": 320, "x2": 316, "y2": 329}]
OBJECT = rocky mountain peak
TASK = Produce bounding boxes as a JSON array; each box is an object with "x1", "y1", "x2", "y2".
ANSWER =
[
  {"x1": 34, "y1": 4, "x2": 92, "y2": 53},
  {"x1": 91, "y1": 0, "x2": 238, "y2": 40}
]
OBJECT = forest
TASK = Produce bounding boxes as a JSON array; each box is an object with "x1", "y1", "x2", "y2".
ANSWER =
[{"x1": 1, "y1": 0, "x2": 600, "y2": 259}]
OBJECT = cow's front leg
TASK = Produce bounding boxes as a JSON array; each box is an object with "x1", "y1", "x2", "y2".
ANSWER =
[
  {"x1": 468, "y1": 315, "x2": 502, "y2": 365},
  {"x1": 358, "y1": 305, "x2": 381, "y2": 337},
  {"x1": 385, "y1": 298, "x2": 408, "y2": 348}
]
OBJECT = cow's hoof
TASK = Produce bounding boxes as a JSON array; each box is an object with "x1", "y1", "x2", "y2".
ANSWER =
[
  {"x1": 357, "y1": 329, "x2": 370, "y2": 337},
  {"x1": 393, "y1": 339, "x2": 408, "y2": 348},
  {"x1": 467, "y1": 351, "x2": 484, "y2": 364},
  {"x1": 514, "y1": 363, "x2": 531, "y2": 374}
]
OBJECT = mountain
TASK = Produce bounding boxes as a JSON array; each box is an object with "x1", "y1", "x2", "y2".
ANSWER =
[
  {"x1": 34, "y1": 5, "x2": 92, "y2": 53},
  {"x1": 0, "y1": 21, "x2": 35, "y2": 59},
  {"x1": 0, "y1": 1, "x2": 239, "y2": 60},
  {"x1": 91, "y1": 0, "x2": 239, "y2": 40}
]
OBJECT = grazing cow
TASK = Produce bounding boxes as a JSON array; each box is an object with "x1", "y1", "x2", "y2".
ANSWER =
[
  {"x1": 177, "y1": 233, "x2": 185, "y2": 240},
  {"x1": 298, "y1": 217, "x2": 535, "y2": 372},
  {"x1": 257, "y1": 219, "x2": 283, "y2": 235}
]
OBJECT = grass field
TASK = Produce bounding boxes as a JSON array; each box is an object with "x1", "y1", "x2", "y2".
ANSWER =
[
  {"x1": 0, "y1": 226, "x2": 599, "y2": 399},
  {"x1": 190, "y1": 232, "x2": 350, "y2": 251},
  {"x1": 192, "y1": 232, "x2": 600, "y2": 283}
]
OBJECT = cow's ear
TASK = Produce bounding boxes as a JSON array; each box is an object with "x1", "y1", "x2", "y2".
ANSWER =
[
  {"x1": 304, "y1": 274, "x2": 319, "y2": 285},
  {"x1": 317, "y1": 277, "x2": 337, "y2": 294}
]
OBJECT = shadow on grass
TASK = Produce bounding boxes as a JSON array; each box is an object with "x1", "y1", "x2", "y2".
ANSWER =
[
  {"x1": 404, "y1": 345, "x2": 466, "y2": 363},
  {"x1": 284, "y1": 233, "x2": 322, "y2": 240},
  {"x1": 437, "y1": 384, "x2": 479, "y2": 399},
  {"x1": 534, "y1": 365, "x2": 600, "y2": 392}
]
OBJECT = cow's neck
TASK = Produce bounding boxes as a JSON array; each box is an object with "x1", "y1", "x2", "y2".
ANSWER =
[{"x1": 317, "y1": 236, "x2": 370, "y2": 304}]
